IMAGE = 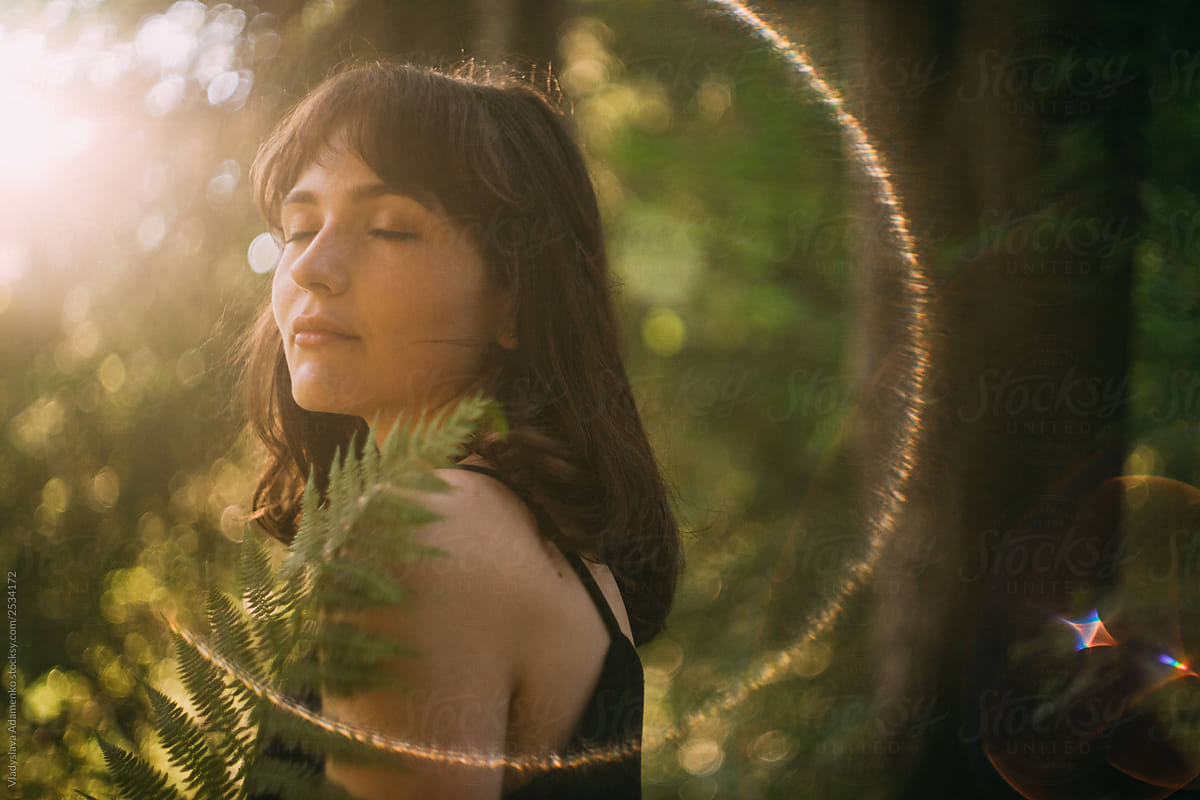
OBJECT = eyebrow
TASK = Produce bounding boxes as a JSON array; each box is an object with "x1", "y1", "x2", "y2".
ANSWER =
[{"x1": 281, "y1": 182, "x2": 438, "y2": 214}]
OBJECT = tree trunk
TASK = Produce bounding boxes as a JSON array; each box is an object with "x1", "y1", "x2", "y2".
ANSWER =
[{"x1": 844, "y1": 2, "x2": 1138, "y2": 796}]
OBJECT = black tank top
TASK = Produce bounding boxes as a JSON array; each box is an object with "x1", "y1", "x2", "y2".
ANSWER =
[
  {"x1": 246, "y1": 462, "x2": 644, "y2": 799},
  {"x1": 455, "y1": 463, "x2": 644, "y2": 800}
]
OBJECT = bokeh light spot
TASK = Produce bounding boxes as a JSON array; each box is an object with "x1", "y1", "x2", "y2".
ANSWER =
[
  {"x1": 24, "y1": 668, "x2": 86, "y2": 724},
  {"x1": 98, "y1": 657, "x2": 134, "y2": 697},
  {"x1": 746, "y1": 729, "x2": 791, "y2": 763},
  {"x1": 90, "y1": 465, "x2": 121, "y2": 509},
  {"x1": 206, "y1": 173, "x2": 237, "y2": 207},
  {"x1": 97, "y1": 353, "x2": 126, "y2": 393},
  {"x1": 144, "y1": 75, "x2": 186, "y2": 117},
  {"x1": 1124, "y1": 443, "x2": 1165, "y2": 476},
  {"x1": 247, "y1": 231, "x2": 281, "y2": 274},
  {"x1": 14, "y1": 396, "x2": 65, "y2": 450},
  {"x1": 206, "y1": 70, "x2": 240, "y2": 104},
  {"x1": 789, "y1": 639, "x2": 833, "y2": 678},
  {"x1": 678, "y1": 736, "x2": 724, "y2": 776},
  {"x1": 138, "y1": 511, "x2": 166, "y2": 544},
  {"x1": 696, "y1": 76, "x2": 733, "y2": 122},
  {"x1": 135, "y1": 5, "x2": 201, "y2": 74},
  {"x1": 72, "y1": 321, "x2": 101, "y2": 359},
  {"x1": 300, "y1": 0, "x2": 345, "y2": 34},
  {"x1": 643, "y1": 307, "x2": 686, "y2": 356},
  {"x1": 42, "y1": 477, "x2": 71, "y2": 514},
  {"x1": 137, "y1": 211, "x2": 167, "y2": 250},
  {"x1": 645, "y1": 637, "x2": 685, "y2": 677}
]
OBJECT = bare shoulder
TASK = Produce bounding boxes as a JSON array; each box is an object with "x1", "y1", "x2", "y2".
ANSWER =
[
  {"x1": 384, "y1": 467, "x2": 554, "y2": 604},
  {"x1": 424, "y1": 467, "x2": 547, "y2": 552},
  {"x1": 406, "y1": 467, "x2": 633, "y2": 641},
  {"x1": 433, "y1": 469, "x2": 636, "y2": 642},
  {"x1": 322, "y1": 468, "x2": 531, "y2": 797}
]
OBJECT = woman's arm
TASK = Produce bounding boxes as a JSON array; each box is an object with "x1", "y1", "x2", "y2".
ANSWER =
[{"x1": 323, "y1": 470, "x2": 521, "y2": 800}]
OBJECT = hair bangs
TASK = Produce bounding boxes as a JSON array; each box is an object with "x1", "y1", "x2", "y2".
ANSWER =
[{"x1": 252, "y1": 64, "x2": 484, "y2": 234}]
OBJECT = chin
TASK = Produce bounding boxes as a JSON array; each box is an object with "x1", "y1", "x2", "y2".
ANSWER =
[{"x1": 290, "y1": 386, "x2": 360, "y2": 419}]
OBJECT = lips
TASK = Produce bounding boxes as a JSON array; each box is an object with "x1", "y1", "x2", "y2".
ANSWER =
[{"x1": 291, "y1": 313, "x2": 358, "y2": 340}]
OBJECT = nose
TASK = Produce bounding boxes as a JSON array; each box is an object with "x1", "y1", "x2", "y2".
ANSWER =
[{"x1": 283, "y1": 229, "x2": 351, "y2": 295}]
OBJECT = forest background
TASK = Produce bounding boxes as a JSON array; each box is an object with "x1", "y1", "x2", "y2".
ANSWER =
[{"x1": 3, "y1": 0, "x2": 1200, "y2": 798}]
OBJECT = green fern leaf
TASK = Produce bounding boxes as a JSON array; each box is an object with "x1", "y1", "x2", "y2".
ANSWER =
[
  {"x1": 204, "y1": 592, "x2": 265, "y2": 724},
  {"x1": 143, "y1": 686, "x2": 232, "y2": 799},
  {"x1": 314, "y1": 559, "x2": 411, "y2": 612},
  {"x1": 95, "y1": 392, "x2": 500, "y2": 799},
  {"x1": 207, "y1": 589, "x2": 261, "y2": 681},
  {"x1": 239, "y1": 531, "x2": 274, "y2": 623},
  {"x1": 283, "y1": 470, "x2": 323, "y2": 581},
  {"x1": 171, "y1": 632, "x2": 251, "y2": 762},
  {"x1": 98, "y1": 738, "x2": 186, "y2": 800}
]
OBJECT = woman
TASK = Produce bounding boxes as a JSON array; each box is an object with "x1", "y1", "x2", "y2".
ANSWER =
[{"x1": 236, "y1": 59, "x2": 684, "y2": 799}]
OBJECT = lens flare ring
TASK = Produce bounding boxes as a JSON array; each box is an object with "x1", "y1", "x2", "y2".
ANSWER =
[
  {"x1": 643, "y1": 0, "x2": 931, "y2": 754},
  {"x1": 169, "y1": 0, "x2": 932, "y2": 781},
  {"x1": 165, "y1": 617, "x2": 640, "y2": 774}
]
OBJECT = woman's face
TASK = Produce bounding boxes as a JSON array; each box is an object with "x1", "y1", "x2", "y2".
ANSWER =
[{"x1": 271, "y1": 145, "x2": 510, "y2": 437}]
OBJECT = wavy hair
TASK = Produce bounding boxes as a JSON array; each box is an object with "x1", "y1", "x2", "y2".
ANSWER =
[{"x1": 235, "y1": 59, "x2": 683, "y2": 646}]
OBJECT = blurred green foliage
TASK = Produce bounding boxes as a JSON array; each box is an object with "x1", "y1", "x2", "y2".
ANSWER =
[{"x1": 1, "y1": 1, "x2": 1198, "y2": 799}]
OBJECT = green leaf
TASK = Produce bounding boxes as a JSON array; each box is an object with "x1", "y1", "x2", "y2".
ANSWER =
[
  {"x1": 98, "y1": 738, "x2": 186, "y2": 800},
  {"x1": 206, "y1": 589, "x2": 261, "y2": 683},
  {"x1": 94, "y1": 392, "x2": 499, "y2": 798},
  {"x1": 144, "y1": 686, "x2": 232, "y2": 799},
  {"x1": 171, "y1": 631, "x2": 252, "y2": 763},
  {"x1": 239, "y1": 531, "x2": 274, "y2": 622}
]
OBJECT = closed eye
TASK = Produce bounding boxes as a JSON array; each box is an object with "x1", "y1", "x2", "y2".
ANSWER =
[
  {"x1": 371, "y1": 230, "x2": 417, "y2": 241},
  {"x1": 284, "y1": 231, "x2": 316, "y2": 244}
]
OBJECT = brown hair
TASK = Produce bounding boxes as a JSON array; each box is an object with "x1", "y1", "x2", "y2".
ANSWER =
[{"x1": 235, "y1": 59, "x2": 683, "y2": 647}]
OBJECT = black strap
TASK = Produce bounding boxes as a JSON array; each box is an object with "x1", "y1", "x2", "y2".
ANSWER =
[{"x1": 452, "y1": 462, "x2": 624, "y2": 639}]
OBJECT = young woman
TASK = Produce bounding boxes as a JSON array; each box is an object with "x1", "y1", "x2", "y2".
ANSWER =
[{"x1": 236, "y1": 59, "x2": 685, "y2": 799}]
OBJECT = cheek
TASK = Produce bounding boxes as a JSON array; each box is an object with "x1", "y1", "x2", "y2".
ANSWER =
[{"x1": 270, "y1": 265, "x2": 290, "y2": 334}]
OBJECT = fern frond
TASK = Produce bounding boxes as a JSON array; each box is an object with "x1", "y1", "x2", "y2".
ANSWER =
[
  {"x1": 283, "y1": 469, "x2": 323, "y2": 581},
  {"x1": 400, "y1": 395, "x2": 490, "y2": 466},
  {"x1": 171, "y1": 632, "x2": 251, "y2": 763},
  {"x1": 324, "y1": 443, "x2": 354, "y2": 553},
  {"x1": 98, "y1": 738, "x2": 186, "y2": 800},
  {"x1": 304, "y1": 622, "x2": 418, "y2": 696},
  {"x1": 313, "y1": 559, "x2": 410, "y2": 612},
  {"x1": 239, "y1": 531, "x2": 274, "y2": 622},
  {"x1": 358, "y1": 423, "x2": 381, "y2": 487},
  {"x1": 204, "y1": 592, "x2": 265, "y2": 724},
  {"x1": 95, "y1": 392, "x2": 502, "y2": 799},
  {"x1": 143, "y1": 686, "x2": 232, "y2": 799},
  {"x1": 331, "y1": 510, "x2": 449, "y2": 572},
  {"x1": 207, "y1": 589, "x2": 261, "y2": 682},
  {"x1": 268, "y1": 566, "x2": 310, "y2": 641}
]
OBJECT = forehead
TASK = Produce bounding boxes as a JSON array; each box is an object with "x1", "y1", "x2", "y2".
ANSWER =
[
  {"x1": 284, "y1": 142, "x2": 445, "y2": 217},
  {"x1": 292, "y1": 145, "x2": 379, "y2": 185}
]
